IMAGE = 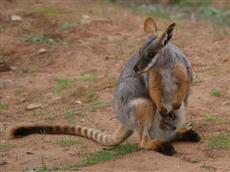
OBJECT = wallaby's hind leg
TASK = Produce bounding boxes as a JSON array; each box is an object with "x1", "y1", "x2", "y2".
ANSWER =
[
  {"x1": 103, "y1": 124, "x2": 133, "y2": 149},
  {"x1": 173, "y1": 128, "x2": 201, "y2": 142},
  {"x1": 134, "y1": 98, "x2": 176, "y2": 156}
]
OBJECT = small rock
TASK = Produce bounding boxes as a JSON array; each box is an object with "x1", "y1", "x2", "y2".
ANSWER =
[
  {"x1": 37, "y1": 48, "x2": 47, "y2": 54},
  {"x1": 0, "y1": 161, "x2": 7, "y2": 166},
  {"x1": 222, "y1": 101, "x2": 230, "y2": 106},
  {"x1": 11, "y1": 15, "x2": 22, "y2": 21},
  {"x1": 75, "y1": 100, "x2": 82, "y2": 105},
  {"x1": 80, "y1": 15, "x2": 91, "y2": 24},
  {"x1": 26, "y1": 151, "x2": 34, "y2": 155},
  {"x1": 80, "y1": 119, "x2": 84, "y2": 122},
  {"x1": 26, "y1": 103, "x2": 42, "y2": 110},
  {"x1": 1, "y1": 140, "x2": 6, "y2": 143},
  {"x1": 0, "y1": 61, "x2": 11, "y2": 72}
]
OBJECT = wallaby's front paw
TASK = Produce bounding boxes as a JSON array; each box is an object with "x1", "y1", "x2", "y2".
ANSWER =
[
  {"x1": 172, "y1": 101, "x2": 181, "y2": 110},
  {"x1": 159, "y1": 106, "x2": 168, "y2": 117},
  {"x1": 184, "y1": 130, "x2": 201, "y2": 142},
  {"x1": 156, "y1": 142, "x2": 176, "y2": 156}
]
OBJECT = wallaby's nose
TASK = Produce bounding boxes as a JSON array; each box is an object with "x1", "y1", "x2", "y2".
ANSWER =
[{"x1": 133, "y1": 65, "x2": 139, "y2": 73}]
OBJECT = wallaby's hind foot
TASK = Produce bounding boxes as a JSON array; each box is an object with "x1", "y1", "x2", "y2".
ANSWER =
[
  {"x1": 173, "y1": 128, "x2": 201, "y2": 142},
  {"x1": 143, "y1": 139, "x2": 176, "y2": 156}
]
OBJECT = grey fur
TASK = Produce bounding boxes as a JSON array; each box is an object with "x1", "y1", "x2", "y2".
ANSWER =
[{"x1": 115, "y1": 39, "x2": 193, "y2": 142}]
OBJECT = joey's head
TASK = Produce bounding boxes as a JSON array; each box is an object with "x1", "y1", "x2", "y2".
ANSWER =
[{"x1": 133, "y1": 17, "x2": 176, "y2": 75}]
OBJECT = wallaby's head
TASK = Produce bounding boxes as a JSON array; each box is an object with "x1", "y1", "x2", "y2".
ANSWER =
[{"x1": 133, "y1": 17, "x2": 176, "y2": 75}]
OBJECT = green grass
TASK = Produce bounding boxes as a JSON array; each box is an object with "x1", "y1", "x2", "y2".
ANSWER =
[
  {"x1": 53, "y1": 78, "x2": 75, "y2": 93},
  {"x1": 202, "y1": 115, "x2": 223, "y2": 124},
  {"x1": 0, "y1": 24, "x2": 4, "y2": 33},
  {"x1": 80, "y1": 74, "x2": 97, "y2": 83},
  {"x1": 208, "y1": 133, "x2": 230, "y2": 150},
  {"x1": 56, "y1": 137, "x2": 82, "y2": 148},
  {"x1": 0, "y1": 102, "x2": 9, "y2": 110},
  {"x1": 0, "y1": 144, "x2": 17, "y2": 152},
  {"x1": 64, "y1": 110, "x2": 82, "y2": 124},
  {"x1": 62, "y1": 144, "x2": 139, "y2": 170},
  {"x1": 25, "y1": 34, "x2": 59, "y2": 46},
  {"x1": 172, "y1": 0, "x2": 213, "y2": 7},
  {"x1": 88, "y1": 100, "x2": 112, "y2": 112},
  {"x1": 28, "y1": 7, "x2": 69, "y2": 17},
  {"x1": 59, "y1": 22, "x2": 78, "y2": 31},
  {"x1": 24, "y1": 167, "x2": 50, "y2": 172},
  {"x1": 210, "y1": 89, "x2": 222, "y2": 97},
  {"x1": 84, "y1": 92, "x2": 98, "y2": 103}
]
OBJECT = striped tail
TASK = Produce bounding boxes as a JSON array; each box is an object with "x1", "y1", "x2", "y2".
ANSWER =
[{"x1": 9, "y1": 124, "x2": 133, "y2": 147}]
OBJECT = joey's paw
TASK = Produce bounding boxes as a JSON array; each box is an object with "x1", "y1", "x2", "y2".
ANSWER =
[
  {"x1": 157, "y1": 142, "x2": 176, "y2": 156},
  {"x1": 159, "y1": 106, "x2": 168, "y2": 117},
  {"x1": 172, "y1": 102, "x2": 181, "y2": 110},
  {"x1": 184, "y1": 130, "x2": 201, "y2": 142}
]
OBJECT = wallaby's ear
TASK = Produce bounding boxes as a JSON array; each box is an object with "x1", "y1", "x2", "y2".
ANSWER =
[
  {"x1": 159, "y1": 23, "x2": 176, "y2": 46},
  {"x1": 144, "y1": 17, "x2": 157, "y2": 35}
]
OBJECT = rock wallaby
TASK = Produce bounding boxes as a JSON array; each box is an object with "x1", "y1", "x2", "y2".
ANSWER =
[{"x1": 8, "y1": 17, "x2": 200, "y2": 156}]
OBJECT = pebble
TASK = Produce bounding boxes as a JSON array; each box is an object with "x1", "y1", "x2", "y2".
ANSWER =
[
  {"x1": 11, "y1": 15, "x2": 22, "y2": 21},
  {"x1": 26, "y1": 103, "x2": 42, "y2": 110}
]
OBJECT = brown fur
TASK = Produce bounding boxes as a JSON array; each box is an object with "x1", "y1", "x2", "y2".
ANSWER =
[
  {"x1": 171, "y1": 64, "x2": 190, "y2": 110},
  {"x1": 148, "y1": 71, "x2": 167, "y2": 116}
]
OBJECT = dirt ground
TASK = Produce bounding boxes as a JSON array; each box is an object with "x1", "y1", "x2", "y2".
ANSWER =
[{"x1": 0, "y1": 0, "x2": 230, "y2": 172}]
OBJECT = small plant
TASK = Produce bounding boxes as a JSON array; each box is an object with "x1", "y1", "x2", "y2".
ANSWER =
[
  {"x1": 64, "y1": 110, "x2": 82, "y2": 124},
  {"x1": 53, "y1": 78, "x2": 74, "y2": 93},
  {"x1": 25, "y1": 35, "x2": 58, "y2": 46},
  {"x1": 56, "y1": 137, "x2": 82, "y2": 148},
  {"x1": 88, "y1": 100, "x2": 112, "y2": 112},
  {"x1": 59, "y1": 22, "x2": 78, "y2": 31},
  {"x1": 28, "y1": 7, "x2": 68, "y2": 17},
  {"x1": 84, "y1": 92, "x2": 98, "y2": 103},
  {"x1": 0, "y1": 144, "x2": 17, "y2": 152},
  {"x1": 0, "y1": 102, "x2": 9, "y2": 110},
  {"x1": 208, "y1": 133, "x2": 230, "y2": 150},
  {"x1": 62, "y1": 144, "x2": 139, "y2": 170},
  {"x1": 80, "y1": 74, "x2": 97, "y2": 83},
  {"x1": 0, "y1": 24, "x2": 4, "y2": 33},
  {"x1": 202, "y1": 115, "x2": 222, "y2": 124},
  {"x1": 210, "y1": 89, "x2": 222, "y2": 97}
]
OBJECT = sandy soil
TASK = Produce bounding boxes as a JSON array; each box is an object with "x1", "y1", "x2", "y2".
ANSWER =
[{"x1": 0, "y1": 0, "x2": 229, "y2": 172}]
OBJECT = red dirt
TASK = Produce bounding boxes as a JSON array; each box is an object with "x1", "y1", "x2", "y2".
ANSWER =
[{"x1": 0, "y1": 0, "x2": 229, "y2": 172}]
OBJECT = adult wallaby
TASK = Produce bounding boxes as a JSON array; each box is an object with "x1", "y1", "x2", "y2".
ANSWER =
[{"x1": 8, "y1": 17, "x2": 200, "y2": 156}]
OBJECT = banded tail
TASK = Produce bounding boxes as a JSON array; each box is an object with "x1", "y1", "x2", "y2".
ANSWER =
[{"x1": 9, "y1": 124, "x2": 133, "y2": 147}]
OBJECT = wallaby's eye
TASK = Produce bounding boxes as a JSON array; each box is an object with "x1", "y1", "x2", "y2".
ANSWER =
[{"x1": 146, "y1": 51, "x2": 155, "y2": 60}]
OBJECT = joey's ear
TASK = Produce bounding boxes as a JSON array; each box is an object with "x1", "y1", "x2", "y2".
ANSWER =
[
  {"x1": 159, "y1": 23, "x2": 176, "y2": 46},
  {"x1": 144, "y1": 17, "x2": 157, "y2": 35}
]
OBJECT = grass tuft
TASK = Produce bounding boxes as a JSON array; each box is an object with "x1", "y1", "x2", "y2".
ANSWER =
[
  {"x1": 0, "y1": 144, "x2": 17, "y2": 152},
  {"x1": 62, "y1": 144, "x2": 139, "y2": 170},
  {"x1": 56, "y1": 137, "x2": 82, "y2": 148},
  {"x1": 210, "y1": 89, "x2": 222, "y2": 97},
  {"x1": 64, "y1": 110, "x2": 82, "y2": 124},
  {"x1": 53, "y1": 79, "x2": 75, "y2": 93},
  {"x1": 25, "y1": 35, "x2": 59, "y2": 46},
  {"x1": 208, "y1": 133, "x2": 230, "y2": 150},
  {"x1": 0, "y1": 102, "x2": 9, "y2": 110},
  {"x1": 28, "y1": 7, "x2": 68, "y2": 17},
  {"x1": 59, "y1": 22, "x2": 78, "y2": 31},
  {"x1": 88, "y1": 100, "x2": 112, "y2": 112},
  {"x1": 80, "y1": 74, "x2": 97, "y2": 83}
]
